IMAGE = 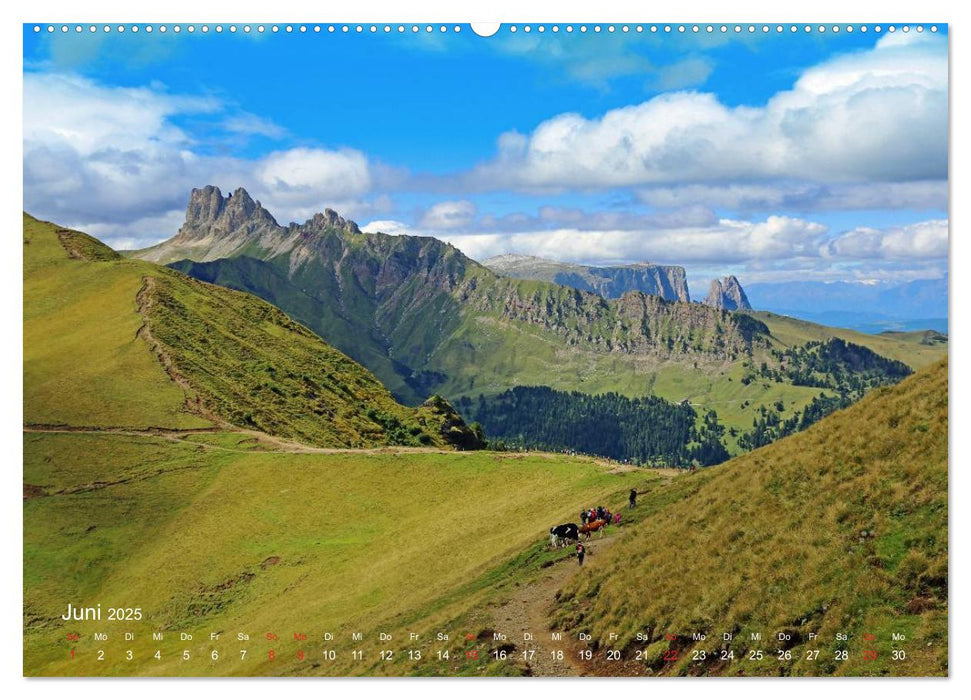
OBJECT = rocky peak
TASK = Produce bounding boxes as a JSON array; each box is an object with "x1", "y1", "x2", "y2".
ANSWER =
[
  {"x1": 703, "y1": 275, "x2": 752, "y2": 311},
  {"x1": 303, "y1": 208, "x2": 361, "y2": 235},
  {"x1": 184, "y1": 185, "x2": 226, "y2": 225},
  {"x1": 182, "y1": 185, "x2": 277, "y2": 234}
]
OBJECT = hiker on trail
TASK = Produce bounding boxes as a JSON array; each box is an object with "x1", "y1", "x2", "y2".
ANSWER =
[
  {"x1": 576, "y1": 542, "x2": 586, "y2": 567},
  {"x1": 629, "y1": 488, "x2": 637, "y2": 509},
  {"x1": 580, "y1": 509, "x2": 589, "y2": 525}
]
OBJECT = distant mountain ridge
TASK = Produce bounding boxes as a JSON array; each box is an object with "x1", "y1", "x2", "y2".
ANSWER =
[
  {"x1": 136, "y1": 186, "x2": 768, "y2": 407},
  {"x1": 484, "y1": 253, "x2": 690, "y2": 302},
  {"x1": 745, "y1": 278, "x2": 948, "y2": 333}
]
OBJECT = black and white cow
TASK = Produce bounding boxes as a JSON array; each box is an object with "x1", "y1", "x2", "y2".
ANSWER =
[{"x1": 550, "y1": 523, "x2": 580, "y2": 548}]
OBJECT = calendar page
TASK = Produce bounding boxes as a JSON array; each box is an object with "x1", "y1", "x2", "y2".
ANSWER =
[{"x1": 22, "y1": 20, "x2": 948, "y2": 678}]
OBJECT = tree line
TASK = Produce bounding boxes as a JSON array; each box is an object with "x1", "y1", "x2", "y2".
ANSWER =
[
  {"x1": 736, "y1": 338, "x2": 912, "y2": 450},
  {"x1": 456, "y1": 387, "x2": 729, "y2": 466}
]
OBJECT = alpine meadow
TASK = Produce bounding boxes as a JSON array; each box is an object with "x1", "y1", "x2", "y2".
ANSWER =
[
  {"x1": 24, "y1": 205, "x2": 947, "y2": 676},
  {"x1": 22, "y1": 22, "x2": 948, "y2": 680}
]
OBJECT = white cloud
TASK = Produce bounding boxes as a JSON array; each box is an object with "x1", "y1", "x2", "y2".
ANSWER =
[
  {"x1": 377, "y1": 215, "x2": 830, "y2": 266},
  {"x1": 418, "y1": 200, "x2": 477, "y2": 230},
  {"x1": 257, "y1": 147, "x2": 372, "y2": 200},
  {"x1": 361, "y1": 220, "x2": 413, "y2": 236},
  {"x1": 824, "y1": 219, "x2": 948, "y2": 260},
  {"x1": 23, "y1": 72, "x2": 220, "y2": 155},
  {"x1": 73, "y1": 210, "x2": 189, "y2": 252},
  {"x1": 22, "y1": 72, "x2": 386, "y2": 248},
  {"x1": 468, "y1": 32, "x2": 947, "y2": 191},
  {"x1": 374, "y1": 212, "x2": 947, "y2": 288},
  {"x1": 23, "y1": 72, "x2": 223, "y2": 225}
]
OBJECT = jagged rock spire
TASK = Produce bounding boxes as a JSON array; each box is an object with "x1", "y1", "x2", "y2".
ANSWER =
[{"x1": 703, "y1": 275, "x2": 752, "y2": 311}]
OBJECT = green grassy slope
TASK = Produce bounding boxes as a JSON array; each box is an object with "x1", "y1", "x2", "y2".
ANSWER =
[
  {"x1": 554, "y1": 359, "x2": 948, "y2": 676},
  {"x1": 23, "y1": 434, "x2": 646, "y2": 676},
  {"x1": 432, "y1": 305, "x2": 946, "y2": 446},
  {"x1": 751, "y1": 311, "x2": 946, "y2": 371},
  {"x1": 23, "y1": 214, "x2": 471, "y2": 448},
  {"x1": 24, "y1": 214, "x2": 486, "y2": 447},
  {"x1": 24, "y1": 214, "x2": 207, "y2": 430}
]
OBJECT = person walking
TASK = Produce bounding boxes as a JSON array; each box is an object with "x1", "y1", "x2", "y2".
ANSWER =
[
  {"x1": 629, "y1": 488, "x2": 637, "y2": 509},
  {"x1": 576, "y1": 542, "x2": 586, "y2": 567}
]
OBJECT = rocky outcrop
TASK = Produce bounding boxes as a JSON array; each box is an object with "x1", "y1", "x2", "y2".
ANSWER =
[
  {"x1": 134, "y1": 186, "x2": 361, "y2": 264},
  {"x1": 703, "y1": 275, "x2": 752, "y2": 311},
  {"x1": 484, "y1": 254, "x2": 690, "y2": 302},
  {"x1": 419, "y1": 395, "x2": 485, "y2": 450}
]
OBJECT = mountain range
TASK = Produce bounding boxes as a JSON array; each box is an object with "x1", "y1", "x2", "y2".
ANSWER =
[
  {"x1": 128, "y1": 186, "x2": 947, "y2": 451},
  {"x1": 483, "y1": 254, "x2": 946, "y2": 334},
  {"x1": 136, "y1": 187, "x2": 766, "y2": 408}
]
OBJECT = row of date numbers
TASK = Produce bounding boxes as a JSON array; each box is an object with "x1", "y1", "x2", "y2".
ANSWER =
[{"x1": 74, "y1": 647, "x2": 908, "y2": 663}]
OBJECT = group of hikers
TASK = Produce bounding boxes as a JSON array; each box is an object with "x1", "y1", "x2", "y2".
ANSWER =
[
  {"x1": 579, "y1": 504, "x2": 618, "y2": 527},
  {"x1": 568, "y1": 489, "x2": 641, "y2": 567}
]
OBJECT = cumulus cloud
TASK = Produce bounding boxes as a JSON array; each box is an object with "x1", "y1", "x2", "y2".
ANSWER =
[
  {"x1": 823, "y1": 219, "x2": 948, "y2": 260},
  {"x1": 257, "y1": 147, "x2": 372, "y2": 199},
  {"x1": 438, "y1": 215, "x2": 828, "y2": 265},
  {"x1": 467, "y1": 32, "x2": 947, "y2": 191},
  {"x1": 23, "y1": 72, "x2": 223, "y2": 224},
  {"x1": 418, "y1": 200, "x2": 477, "y2": 230},
  {"x1": 22, "y1": 71, "x2": 387, "y2": 247},
  {"x1": 363, "y1": 213, "x2": 830, "y2": 265},
  {"x1": 73, "y1": 210, "x2": 189, "y2": 252}
]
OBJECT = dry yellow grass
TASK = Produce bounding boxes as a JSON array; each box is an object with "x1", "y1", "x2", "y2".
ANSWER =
[{"x1": 556, "y1": 359, "x2": 948, "y2": 676}]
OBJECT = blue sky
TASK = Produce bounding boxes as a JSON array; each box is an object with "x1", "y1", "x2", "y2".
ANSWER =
[{"x1": 23, "y1": 23, "x2": 948, "y2": 285}]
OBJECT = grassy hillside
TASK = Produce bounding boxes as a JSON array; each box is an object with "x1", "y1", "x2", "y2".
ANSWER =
[
  {"x1": 24, "y1": 433, "x2": 648, "y2": 676},
  {"x1": 553, "y1": 359, "x2": 948, "y2": 676},
  {"x1": 24, "y1": 214, "x2": 207, "y2": 430},
  {"x1": 751, "y1": 311, "x2": 946, "y2": 371},
  {"x1": 23, "y1": 213, "x2": 471, "y2": 448}
]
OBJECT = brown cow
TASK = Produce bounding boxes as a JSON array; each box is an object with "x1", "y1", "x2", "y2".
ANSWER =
[{"x1": 579, "y1": 518, "x2": 608, "y2": 540}]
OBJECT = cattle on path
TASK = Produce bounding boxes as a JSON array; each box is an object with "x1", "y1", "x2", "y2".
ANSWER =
[
  {"x1": 579, "y1": 518, "x2": 608, "y2": 539},
  {"x1": 550, "y1": 523, "x2": 580, "y2": 547}
]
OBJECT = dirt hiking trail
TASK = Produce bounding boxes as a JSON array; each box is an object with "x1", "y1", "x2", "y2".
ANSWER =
[{"x1": 489, "y1": 532, "x2": 624, "y2": 677}]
